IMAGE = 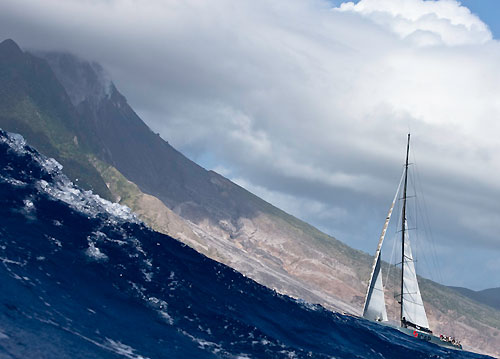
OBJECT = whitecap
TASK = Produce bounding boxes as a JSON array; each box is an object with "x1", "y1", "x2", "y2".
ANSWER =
[
  {"x1": 0, "y1": 132, "x2": 139, "y2": 224},
  {"x1": 85, "y1": 242, "x2": 108, "y2": 262},
  {"x1": 104, "y1": 338, "x2": 149, "y2": 359}
]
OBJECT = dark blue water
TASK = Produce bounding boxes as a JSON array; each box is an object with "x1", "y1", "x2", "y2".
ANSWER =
[{"x1": 0, "y1": 130, "x2": 491, "y2": 359}]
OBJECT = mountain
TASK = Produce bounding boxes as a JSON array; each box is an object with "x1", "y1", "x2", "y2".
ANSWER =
[
  {"x1": 35, "y1": 46, "x2": 368, "y2": 314},
  {"x1": 1, "y1": 39, "x2": 499, "y2": 357},
  {"x1": 0, "y1": 39, "x2": 112, "y2": 200},
  {"x1": 449, "y1": 287, "x2": 500, "y2": 311},
  {"x1": 2, "y1": 129, "x2": 493, "y2": 359}
]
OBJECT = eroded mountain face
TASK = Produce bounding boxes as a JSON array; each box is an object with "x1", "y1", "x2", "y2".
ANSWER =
[
  {"x1": 1, "y1": 39, "x2": 499, "y2": 357},
  {"x1": 35, "y1": 48, "x2": 369, "y2": 311}
]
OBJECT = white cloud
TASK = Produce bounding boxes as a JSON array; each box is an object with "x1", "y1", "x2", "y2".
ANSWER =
[
  {"x1": 338, "y1": 0, "x2": 492, "y2": 46},
  {"x1": 1, "y1": 0, "x2": 500, "y2": 287}
]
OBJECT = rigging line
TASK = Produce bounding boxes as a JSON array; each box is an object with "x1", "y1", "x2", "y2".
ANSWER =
[
  {"x1": 366, "y1": 167, "x2": 405, "y2": 313},
  {"x1": 402, "y1": 169, "x2": 424, "y2": 286},
  {"x1": 407, "y1": 144, "x2": 433, "y2": 284},
  {"x1": 422, "y1": 200, "x2": 444, "y2": 285},
  {"x1": 390, "y1": 180, "x2": 404, "y2": 302},
  {"x1": 408, "y1": 161, "x2": 422, "y2": 277},
  {"x1": 411, "y1": 161, "x2": 429, "y2": 282},
  {"x1": 414, "y1": 184, "x2": 434, "y2": 282},
  {"x1": 412, "y1": 150, "x2": 444, "y2": 286},
  {"x1": 384, "y1": 230, "x2": 398, "y2": 292},
  {"x1": 398, "y1": 195, "x2": 417, "y2": 200},
  {"x1": 394, "y1": 254, "x2": 420, "y2": 265},
  {"x1": 395, "y1": 227, "x2": 417, "y2": 233},
  {"x1": 411, "y1": 144, "x2": 452, "y2": 333}
]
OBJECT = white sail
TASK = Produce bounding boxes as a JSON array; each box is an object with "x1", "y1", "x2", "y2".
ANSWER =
[
  {"x1": 363, "y1": 172, "x2": 404, "y2": 322},
  {"x1": 363, "y1": 254, "x2": 388, "y2": 321},
  {"x1": 402, "y1": 220, "x2": 430, "y2": 329}
]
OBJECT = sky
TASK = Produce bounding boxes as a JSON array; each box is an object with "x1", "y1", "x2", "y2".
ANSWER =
[{"x1": 1, "y1": 0, "x2": 500, "y2": 290}]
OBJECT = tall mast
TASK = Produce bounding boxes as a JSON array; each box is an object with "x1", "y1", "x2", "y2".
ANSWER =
[{"x1": 400, "y1": 133, "x2": 410, "y2": 326}]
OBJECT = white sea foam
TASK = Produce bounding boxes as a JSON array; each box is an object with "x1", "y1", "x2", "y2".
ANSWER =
[
  {"x1": 141, "y1": 268, "x2": 153, "y2": 282},
  {"x1": 159, "y1": 310, "x2": 174, "y2": 325},
  {"x1": 0, "y1": 175, "x2": 26, "y2": 186},
  {"x1": 45, "y1": 235, "x2": 62, "y2": 248},
  {"x1": 0, "y1": 257, "x2": 24, "y2": 266},
  {"x1": 293, "y1": 298, "x2": 321, "y2": 312},
  {"x1": 3, "y1": 132, "x2": 26, "y2": 153},
  {"x1": 85, "y1": 242, "x2": 108, "y2": 262},
  {"x1": 105, "y1": 338, "x2": 149, "y2": 359},
  {"x1": 2, "y1": 131, "x2": 139, "y2": 224},
  {"x1": 147, "y1": 296, "x2": 174, "y2": 325},
  {"x1": 22, "y1": 198, "x2": 36, "y2": 217},
  {"x1": 180, "y1": 330, "x2": 221, "y2": 351},
  {"x1": 37, "y1": 178, "x2": 137, "y2": 223}
]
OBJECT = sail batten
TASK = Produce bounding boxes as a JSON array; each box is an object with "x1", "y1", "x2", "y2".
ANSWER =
[{"x1": 362, "y1": 171, "x2": 404, "y2": 322}]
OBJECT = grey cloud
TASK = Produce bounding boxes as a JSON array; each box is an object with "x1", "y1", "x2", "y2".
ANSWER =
[{"x1": 0, "y1": 0, "x2": 499, "y2": 289}]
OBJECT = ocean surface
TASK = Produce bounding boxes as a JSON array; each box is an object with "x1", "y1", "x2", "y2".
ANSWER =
[{"x1": 0, "y1": 130, "x2": 491, "y2": 359}]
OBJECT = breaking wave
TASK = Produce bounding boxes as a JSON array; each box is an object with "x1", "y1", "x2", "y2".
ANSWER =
[{"x1": 0, "y1": 130, "x2": 492, "y2": 359}]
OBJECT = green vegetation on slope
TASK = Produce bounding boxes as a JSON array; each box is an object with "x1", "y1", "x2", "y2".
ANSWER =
[{"x1": 0, "y1": 39, "x2": 112, "y2": 200}]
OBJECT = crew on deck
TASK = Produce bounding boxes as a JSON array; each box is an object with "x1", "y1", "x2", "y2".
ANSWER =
[{"x1": 439, "y1": 335, "x2": 461, "y2": 347}]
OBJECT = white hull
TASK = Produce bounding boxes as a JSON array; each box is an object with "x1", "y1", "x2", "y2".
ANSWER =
[{"x1": 394, "y1": 325, "x2": 462, "y2": 350}]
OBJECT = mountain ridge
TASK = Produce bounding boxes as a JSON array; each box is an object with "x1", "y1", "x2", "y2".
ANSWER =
[{"x1": 449, "y1": 286, "x2": 500, "y2": 311}]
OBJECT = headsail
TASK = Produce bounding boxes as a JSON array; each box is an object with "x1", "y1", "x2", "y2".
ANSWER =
[
  {"x1": 402, "y1": 220, "x2": 430, "y2": 329},
  {"x1": 362, "y1": 172, "x2": 404, "y2": 322},
  {"x1": 363, "y1": 254, "x2": 388, "y2": 321}
]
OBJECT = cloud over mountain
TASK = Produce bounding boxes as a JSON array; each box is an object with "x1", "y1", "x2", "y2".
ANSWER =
[{"x1": 1, "y1": 0, "x2": 499, "y2": 288}]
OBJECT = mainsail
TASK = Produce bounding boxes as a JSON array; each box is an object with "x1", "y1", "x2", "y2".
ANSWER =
[
  {"x1": 362, "y1": 172, "x2": 404, "y2": 322},
  {"x1": 402, "y1": 220, "x2": 430, "y2": 329}
]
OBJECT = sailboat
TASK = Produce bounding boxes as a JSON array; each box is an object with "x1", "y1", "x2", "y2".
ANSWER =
[{"x1": 362, "y1": 134, "x2": 463, "y2": 350}]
